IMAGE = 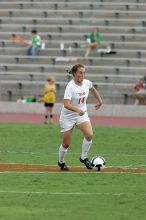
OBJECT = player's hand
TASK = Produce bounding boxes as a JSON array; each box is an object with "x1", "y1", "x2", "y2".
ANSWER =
[
  {"x1": 94, "y1": 102, "x2": 102, "y2": 110},
  {"x1": 77, "y1": 109, "x2": 85, "y2": 116}
]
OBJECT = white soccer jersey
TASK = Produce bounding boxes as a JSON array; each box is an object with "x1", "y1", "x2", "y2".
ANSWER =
[{"x1": 60, "y1": 79, "x2": 93, "y2": 118}]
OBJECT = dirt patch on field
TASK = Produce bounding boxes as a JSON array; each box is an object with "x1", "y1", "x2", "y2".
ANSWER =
[{"x1": 0, "y1": 164, "x2": 146, "y2": 174}]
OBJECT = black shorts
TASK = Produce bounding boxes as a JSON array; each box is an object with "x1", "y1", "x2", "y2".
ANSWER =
[{"x1": 44, "y1": 103, "x2": 54, "y2": 107}]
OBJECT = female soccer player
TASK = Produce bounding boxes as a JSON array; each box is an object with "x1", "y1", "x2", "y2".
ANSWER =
[
  {"x1": 58, "y1": 63, "x2": 102, "y2": 171},
  {"x1": 43, "y1": 77, "x2": 56, "y2": 124}
]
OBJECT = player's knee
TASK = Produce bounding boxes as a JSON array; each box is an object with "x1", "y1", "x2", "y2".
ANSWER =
[{"x1": 85, "y1": 133, "x2": 93, "y2": 141}]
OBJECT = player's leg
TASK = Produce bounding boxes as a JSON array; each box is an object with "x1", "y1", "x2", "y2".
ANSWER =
[
  {"x1": 59, "y1": 130, "x2": 72, "y2": 162},
  {"x1": 77, "y1": 121, "x2": 93, "y2": 159},
  {"x1": 77, "y1": 121, "x2": 93, "y2": 169},
  {"x1": 58, "y1": 129, "x2": 73, "y2": 171}
]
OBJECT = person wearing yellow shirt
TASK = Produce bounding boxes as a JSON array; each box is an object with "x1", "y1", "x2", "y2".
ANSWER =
[{"x1": 43, "y1": 77, "x2": 56, "y2": 124}]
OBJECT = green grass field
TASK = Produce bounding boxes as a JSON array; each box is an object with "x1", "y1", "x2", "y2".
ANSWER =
[{"x1": 0, "y1": 123, "x2": 146, "y2": 220}]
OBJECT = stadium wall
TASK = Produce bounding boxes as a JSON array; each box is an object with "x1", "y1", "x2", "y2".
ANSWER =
[{"x1": 0, "y1": 102, "x2": 145, "y2": 117}]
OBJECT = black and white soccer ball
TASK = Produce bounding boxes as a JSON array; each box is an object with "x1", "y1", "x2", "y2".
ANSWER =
[{"x1": 90, "y1": 156, "x2": 106, "y2": 171}]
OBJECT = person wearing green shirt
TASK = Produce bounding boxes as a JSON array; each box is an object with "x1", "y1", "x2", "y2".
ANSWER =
[
  {"x1": 26, "y1": 30, "x2": 41, "y2": 57},
  {"x1": 85, "y1": 27, "x2": 101, "y2": 57}
]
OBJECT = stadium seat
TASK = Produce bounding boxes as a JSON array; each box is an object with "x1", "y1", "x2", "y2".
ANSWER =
[
  {"x1": 19, "y1": 3, "x2": 24, "y2": 9},
  {"x1": 7, "y1": 90, "x2": 12, "y2": 101}
]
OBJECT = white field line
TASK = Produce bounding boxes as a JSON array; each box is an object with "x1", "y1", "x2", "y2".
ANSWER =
[
  {"x1": 0, "y1": 190, "x2": 146, "y2": 196},
  {"x1": 0, "y1": 170, "x2": 146, "y2": 175}
]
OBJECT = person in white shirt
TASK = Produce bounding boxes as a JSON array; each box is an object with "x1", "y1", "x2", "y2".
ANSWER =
[{"x1": 58, "y1": 63, "x2": 102, "y2": 171}]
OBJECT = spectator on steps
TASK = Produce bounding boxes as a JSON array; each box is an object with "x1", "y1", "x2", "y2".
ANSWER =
[
  {"x1": 43, "y1": 77, "x2": 56, "y2": 124},
  {"x1": 26, "y1": 30, "x2": 42, "y2": 57},
  {"x1": 16, "y1": 96, "x2": 36, "y2": 103},
  {"x1": 133, "y1": 75, "x2": 146, "y2": 105},
  {"x1": 84, "y1": 27, "x2": 101, "y2": 57}
]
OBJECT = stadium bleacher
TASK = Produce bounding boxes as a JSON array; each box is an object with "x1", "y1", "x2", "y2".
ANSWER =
[{"x1": 0, "y1": 0, "x2": 146, "y2": 104}]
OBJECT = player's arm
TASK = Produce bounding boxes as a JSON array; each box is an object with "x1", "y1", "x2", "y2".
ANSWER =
[
  {"x1": 90, "y1": 86, "x2": 102, "y2": 110},
  {"x1": 63, "y1": 99, "x2": 85, "y2": 116}
]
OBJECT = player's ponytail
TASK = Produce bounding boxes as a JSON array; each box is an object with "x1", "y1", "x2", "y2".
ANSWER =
[
  {"x1": 66, "y1": 63, "x2": 84, "y2": 76},
  {"x1": 66, "y1": 69, "x2": 72, "y2": 75}
]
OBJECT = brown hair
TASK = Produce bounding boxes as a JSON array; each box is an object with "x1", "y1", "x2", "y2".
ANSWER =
[
  {"x1": 66, "y1": 63, "x2": 84, "y2": 76},
  {"x1": 31, "y1": 29, "x2": 37, "y2": 34}
]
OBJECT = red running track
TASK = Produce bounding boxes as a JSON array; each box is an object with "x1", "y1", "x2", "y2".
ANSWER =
[{"x1": 0, "y1": 113, "x2": 146, "y2": 128}]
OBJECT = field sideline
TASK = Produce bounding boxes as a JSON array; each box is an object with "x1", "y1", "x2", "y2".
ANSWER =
[{"x1": 0, "y1": 112, "x2": 146, "y2": 127}]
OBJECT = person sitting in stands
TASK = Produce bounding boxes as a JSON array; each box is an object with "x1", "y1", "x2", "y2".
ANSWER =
[
  {"x1": 26, "y1": 30, "x2": 42, "y2": 57},
  {"x1": 17, "y1": 96, "x2": 36, "y2": 103},
  {"x1": 84, "y1": 27, "x2": 101, "y2": 57},
  {"x1": 133, "y1": 75, "x2": 146, "y2": 105}
]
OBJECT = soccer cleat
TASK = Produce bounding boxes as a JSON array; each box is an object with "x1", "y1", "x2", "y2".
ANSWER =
[
  {"x1": 80, "y1": 157, "x2": 92, "y2": 169},
  {"x1": 58, "y1": 161, "x2": 69, "y2": 171}
]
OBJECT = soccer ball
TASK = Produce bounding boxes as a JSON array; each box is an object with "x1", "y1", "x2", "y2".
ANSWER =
[{"x1": 90, "y1": 156, "x2": 106, "y2": 171}]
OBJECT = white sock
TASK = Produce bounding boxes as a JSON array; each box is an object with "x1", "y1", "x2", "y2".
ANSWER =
[
  {"x1": 59, "y1": 145, "x2": 68, "y2": 163},
  {"x1": 81, "y1": 138, "x2": 92, "y2": 160}
]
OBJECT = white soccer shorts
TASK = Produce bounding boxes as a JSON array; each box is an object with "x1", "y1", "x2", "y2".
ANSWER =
[{"x1": 59, "y1": 112, "x2": 90, "y2": 132}]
